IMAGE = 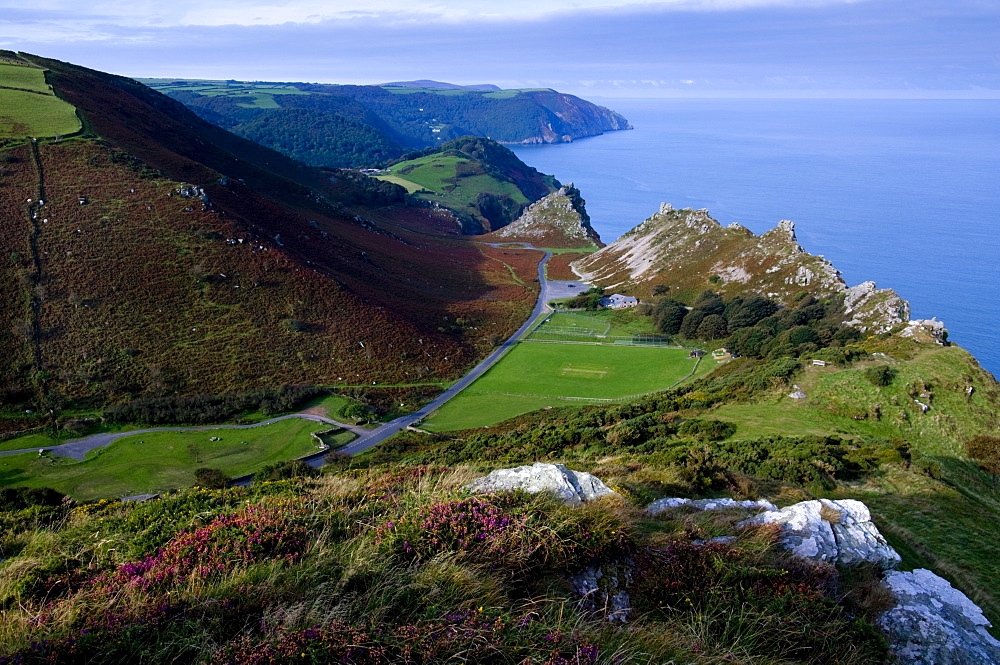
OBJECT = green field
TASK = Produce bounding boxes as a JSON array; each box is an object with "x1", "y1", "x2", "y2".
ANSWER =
[
  {"x1": 379, "y1": 153, "x2": 529, "y2": 212},
  {"x1": 0, "y1": 65, "x2": 81, "y2": 138},
  {"x1": 528, "y1": 309, "x2": 675, "y2": 344},
  {"x1": 0, "y1": 418, "x2": 340, "y2": 500},
  {"x1": 139, "y1": 80, "x2": 311, "y2": 109},
  {"x1": 424, "y1": 343, "x2": 706, "y2": 431}
]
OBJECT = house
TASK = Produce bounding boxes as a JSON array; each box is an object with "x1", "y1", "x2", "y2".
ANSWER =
[
  {"x1": 688, "y1": 349, "x2": 706, "y2": 359},
  {"x1": 712, "y1": 347, "x2": 732, "y2": 360},
  {"x1": 598, "y1": 293, "x2": 639, "y2": 309}
]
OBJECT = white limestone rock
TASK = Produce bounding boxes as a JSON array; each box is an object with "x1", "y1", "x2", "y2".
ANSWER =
[
  {"x1": 739, "y1": 499, "x2": 901, "y2": 569},
  {"x1": 879, "y1": 569, "x2": 1000, "y2": 665},
  {"x1": 464, "y1": 463, "x2": 619, "y2": 506},
  {"x1": 647, "y1": 497, "x2": 777, "y2": 515}
]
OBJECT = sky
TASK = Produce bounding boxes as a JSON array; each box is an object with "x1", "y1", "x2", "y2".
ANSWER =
[{"x1": 1, "y1": 0, "x2": 998, "y2": 97}]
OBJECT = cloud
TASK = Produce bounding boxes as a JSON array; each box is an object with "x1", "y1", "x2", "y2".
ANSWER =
[{"x1": 1, "y1": 0, "x2": 996, "y2": 96}]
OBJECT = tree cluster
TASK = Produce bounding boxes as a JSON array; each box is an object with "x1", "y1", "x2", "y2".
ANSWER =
[{"x1": 103, "y1": 385, "x2": 327, "y2": 425}]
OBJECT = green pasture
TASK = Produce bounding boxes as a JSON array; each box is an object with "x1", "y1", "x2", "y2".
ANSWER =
[
  {"x1": 386, "y1": 154, "x2": 528, "y2": 210},
  {"x1": 0, "y1": 417, "x2": 338, "y2": 500},
  {"x1": 0, "y1": 67, "x2": 81, "y2": 138},
  {"x1": 373, "y1": 174, "x2": 427, "y2": 193},
  {"x1": 424, "y1": 343, "x2": 703, "y2": 430},
  {"x1": 528, "y1": 308, "x2": 665, "y2": 342},
  {"x1": 0, "y1": 63, "x2": 51, "y2": 93},
  {"x1": 541, "y1": 245, "x2": 600, "y2": 254}
]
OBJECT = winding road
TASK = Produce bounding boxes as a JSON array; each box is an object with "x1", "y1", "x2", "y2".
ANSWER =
[{"x1": 1, "y1": 246, "x2": 572, "y2": 467}]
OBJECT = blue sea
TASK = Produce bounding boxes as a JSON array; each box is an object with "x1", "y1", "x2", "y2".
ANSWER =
[{"x1": 512, "y1": 99, "x2": 1000, "y2": 377}]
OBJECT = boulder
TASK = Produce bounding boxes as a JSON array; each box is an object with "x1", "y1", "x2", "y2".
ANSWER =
[
  {"x1": 879, "y1": 568, "x2": 1000, "y2": 665},
  {"x1": 464, "y1": 463, "x2": 619, "y2": 506},
  {"x1": 647, "y1": 497, "x2": 777, "y2": 515},
  {"x1": 739, "y1": 499, "x2": 901, "y2": 569}
]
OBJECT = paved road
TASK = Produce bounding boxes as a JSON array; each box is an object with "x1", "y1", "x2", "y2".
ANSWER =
[
  {"x1": 319, "y1": 247, "x2": 554, "y2": 462},
  {"x1": 2, "y1": 245, "x2": 556, "y2": 469},
  {"x1": 0, "y1": 413, "x2": 368, "y2": 461}
]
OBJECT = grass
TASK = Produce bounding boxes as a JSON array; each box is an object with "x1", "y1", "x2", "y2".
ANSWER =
[
  {"x1": 385, "y1": 154, "x2": 529, "y2": 212},
  {"x1": 424, "y1": 343, "x2": 703, "y2": 430},
  {"x1": 541, "y1": 245, "x2": 600, "y2": 254},
  {"x1": 372, "y1": 174, "x2": 425, "y2": 193},
  {"x1": 0, "y1": 418, "x2": 329, "y2": 500},
  {"x1": 0, "y1": 63, "x2": 52, "y2": 93},
  {"x1": 0, "y1": 82, "x2": 81, "y2": 138}
]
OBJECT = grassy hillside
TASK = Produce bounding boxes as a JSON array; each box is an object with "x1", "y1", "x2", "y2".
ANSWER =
[
  {"x1": 0, "y1": 469, "x2": 892, "y2": 664},
  {"x1": 378, "y1": 137, "x2": 560, "y2": 233},
  {"x1": 0, "y1": 59, "x2": 81, "y2": 138},
  {"x1": 386, "y1": 339, "x2": 1000, "y2": 630},
  {"x1": 0, "y1": 55, "x2": 548, "y2": 425}
]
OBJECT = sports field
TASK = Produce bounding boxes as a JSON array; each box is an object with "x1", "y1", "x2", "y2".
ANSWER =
[
  {"x1": 0, "y1": 418, "x2": 348, "y2": 500},
  {"x1": 423, "y1": 343, "x2": 709, "y2": 431}
]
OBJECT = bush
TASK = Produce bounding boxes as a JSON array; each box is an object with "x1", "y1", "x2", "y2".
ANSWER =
[
  {"x1": 965, "y1": 434, "x2": 1000, "y2": 477},
  {"x1": 254, "y1": 460, "x2": 320, "y2": 482},
  {"x1": 194, "y1": 467, "x2": 232, "y2": 489},
  {"x1": 863, "y1": 365, "x2": 895, "y2": 387}
]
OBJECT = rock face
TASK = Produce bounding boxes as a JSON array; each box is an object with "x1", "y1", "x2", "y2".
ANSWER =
[
  {"x1": 879, "y1": 568, "x2": 1000, "y2": 665},
  {"x1": 464, "y1": 463, "x2": 620, "y2": 506},
  {"x1": 571, "y1": 204, "x2": 910, "y2": 332},
  {"x1": 490, "y1": 185, "x2": 602, "y2": 249},
  {"x1": 647, "y1": 497, "x2": 777, "y2": 515},
  {"x1": 739, "y1": 499, "x2": 901, "y2": 569}
]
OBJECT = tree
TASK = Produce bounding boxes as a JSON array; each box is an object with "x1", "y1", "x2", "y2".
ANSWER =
[
  {"x1": 696, "y1": 314, "x2": 729, "y2": 340},
  {"x1": 693, "y1": 290, "x2": 725, "y2": 316},
  {"x1": 728, "y1": 326, "x2": 774, "y2": 358},
  {"x1": 679, "y1": 310, "x2": 706, "y2": 339},
  {"x1": 652, "y1": 298, "x2": 686, "y2": 335}
]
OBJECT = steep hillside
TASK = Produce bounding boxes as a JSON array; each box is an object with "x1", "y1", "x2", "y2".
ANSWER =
[
  {"x1": 0, "y1": 55, "x2": 543, "y2": 418},
  {"x1": 145, "y1": 78, "x2": 632, "y2": 167},
  {"x1": 377, "y1": 137, "x2": 560, "y2": 234},
  {"x1": 487, "y1": 184, "x2": 603, "y2": 250},
  {"x1": 573, "y1": 204, "x2": 909, "y2": 332}
]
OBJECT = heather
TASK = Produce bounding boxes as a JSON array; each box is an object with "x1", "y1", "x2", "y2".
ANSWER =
[{"x1": 0, "y1": 467, "x2": 890, "y2": 664}]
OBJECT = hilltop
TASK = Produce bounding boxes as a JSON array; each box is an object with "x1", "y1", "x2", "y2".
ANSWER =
[
  {"x1": 376, "y1": 136, "x2": 560, "y2": 234},
  {"x1": 573, "y1": 204, "x2": 909, "y2": 332},
  {"x1": 143, "y1": 78, "x2": 632, "y2": 168}
]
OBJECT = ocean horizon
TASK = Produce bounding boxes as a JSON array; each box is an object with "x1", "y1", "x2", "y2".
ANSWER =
[{"x1": 512, "y1": 98, "x2": 1000, "y2": 376}]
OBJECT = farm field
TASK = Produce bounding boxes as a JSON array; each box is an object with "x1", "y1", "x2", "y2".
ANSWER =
[
  {"x1": 423, "y1": 343, "x2": 709, "y2": 431},
  {"x1": 0, "y1": 64, "x2": 81, "y2": 137},
  {"x1": 0, "y1": 417, "x2": 338, "y2": 500}
]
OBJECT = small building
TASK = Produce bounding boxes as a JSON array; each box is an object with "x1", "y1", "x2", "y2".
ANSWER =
[
  {"x1": 712, "y1": 347, "x2": 732, "y2": 360},
  {"x1": 598, "y1": 293, "x2": 639, "y2": 309},
  {"x1": 811, "y1": 359, "x2": 828, "y2": 366},
  {"x1": 688, "y1": 349, "x2": 706, "y2": 359}
]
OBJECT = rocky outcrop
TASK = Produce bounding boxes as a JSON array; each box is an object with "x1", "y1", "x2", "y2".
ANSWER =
[
  {"x1": 490, "y1": 184, "x2": 602, "y2": 249},
  {"x1": 879, "y1": 568, "x2": 1000, "y2": 665},
  {"x1": 647, "y1": 497, "x2": 777, "y2": 515},
  {"x1": 464, "y1": 463, "x2": 620, "y2": 506},
  {"x1": 843, "y1": 281, "x2": 910, "y2": 333},
  {"x1": 738, "y1": 499, "x2": 901, "y2": 569},
  {"x1": 900, "y1": 317, "x2": 949, "y2": 345},
  {"x1": 571, "y1": 204, "x2": 911, "y2": 332}
]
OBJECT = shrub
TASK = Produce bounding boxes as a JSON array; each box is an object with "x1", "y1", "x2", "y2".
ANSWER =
[
  {"x1": 965, "y1": 434, "x2": 1000, "y2": 477},
  {"x1": 863, "y1": 365, "x2": 895, "y2": 387},
  {"x1": 194, "y1": 467, "x2": 233, "y2": 489},
  {"x1": 254, "y1": 460, "x2": 319, "y2": 482}
]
